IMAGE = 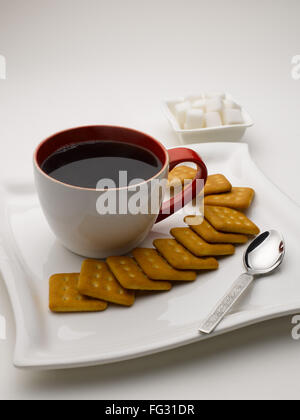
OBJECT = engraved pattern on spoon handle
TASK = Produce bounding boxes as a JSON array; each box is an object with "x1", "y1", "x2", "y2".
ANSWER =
[{"x1": 199, "y1": 273, "x2": 254, "y2": 334}]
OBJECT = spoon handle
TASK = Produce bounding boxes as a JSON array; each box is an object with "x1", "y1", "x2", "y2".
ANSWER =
[{"x1": 199, "y1": 273, "x2": 254, "y2": 334}]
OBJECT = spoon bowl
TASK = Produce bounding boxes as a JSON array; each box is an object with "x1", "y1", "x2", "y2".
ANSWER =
[{"x1": 244, "y1": 230, "x2": 285, "y2": 275}]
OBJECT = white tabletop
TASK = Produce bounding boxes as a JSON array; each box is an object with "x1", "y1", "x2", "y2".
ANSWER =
[{"x1": 0, "y1": 0, "x2": 299, "y2": 400}]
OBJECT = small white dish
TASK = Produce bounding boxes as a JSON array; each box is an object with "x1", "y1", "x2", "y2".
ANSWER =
[
  {"x1": 163, "y1": 94, "x2": 254, "y2": 144},
  {"x1": 0, "y1": 143, "x2": 298, "y2": 370}
]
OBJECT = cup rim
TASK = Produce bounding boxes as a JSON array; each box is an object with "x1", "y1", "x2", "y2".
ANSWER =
[{"x1": 34, "y1": 125, "x2": 170, "y2": 192}]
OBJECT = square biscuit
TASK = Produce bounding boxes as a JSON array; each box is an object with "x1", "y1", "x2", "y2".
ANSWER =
[
  {"x1": 78, "y1": 260, "x2": 135, "y2": 307},
  {"x1": 168, "y1": 165, "x2": 196, "y2": 188},
  {"x1": 171, "y1": 228, "x2": 235, "y2": 257},
  {"x1": 106, "y1": 257, "x2": 172, "y2": 291},
  {"x1": 204, "y1": 187, "x2": 255, "y2": 210},
  {"x1": 185, "y1": 217, "x2": 248, "y2": 244},
  {"x1": 49, "y1": 273, "x2": 108, "y2": 313},
  {"x1": 205, "y1": 206, "x2": 260, "y2": 235},
  {"x1": 204, "y1": 174, "x2": 232, "y2": 196},
  {"x1": 153, "y1": 239, "x2": 219, "y2": 271},
  {"x1": 132, "y1": 248, "x2": 197, "y2": 281}
]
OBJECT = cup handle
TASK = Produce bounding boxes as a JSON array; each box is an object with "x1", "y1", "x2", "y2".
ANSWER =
[{"x1": 155, "y1": 148, "x2": 208, "y2": 224}]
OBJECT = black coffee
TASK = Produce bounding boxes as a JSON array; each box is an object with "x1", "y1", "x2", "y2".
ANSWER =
[{"x1": 42, "y1": 141, "x2": 162, "y2": 189}]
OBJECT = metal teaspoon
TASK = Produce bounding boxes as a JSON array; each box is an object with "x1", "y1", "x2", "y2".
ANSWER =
[{"x1": 199, "y1": 230, "x2": 286, "y2": 334}]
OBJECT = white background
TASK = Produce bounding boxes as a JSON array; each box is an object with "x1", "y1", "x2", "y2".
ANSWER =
[{"x1": 0, "y1": 0, "x2": 300, "y2": 400}]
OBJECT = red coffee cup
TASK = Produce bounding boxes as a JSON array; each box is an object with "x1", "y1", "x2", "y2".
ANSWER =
[{"x1": 34, "y1": 125, "x2": 207, "y2": 258}]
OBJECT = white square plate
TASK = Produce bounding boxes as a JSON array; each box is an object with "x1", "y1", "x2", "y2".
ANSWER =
[{"x1": 0, "y1": 143, "x2": 299, "y2": 370}]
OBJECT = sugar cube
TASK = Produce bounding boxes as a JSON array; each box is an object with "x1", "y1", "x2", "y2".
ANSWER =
[
  {"x1": 174, "y1": 101, "x2": 190, "y2": 128},
  {"x1": 192, "y1": 99, "x2": 206, "y2": 110},
  {"x1": 223, "y1": 99, "x2": 241, "y2": 110},
  {"x1": 184, "y1": 109, "x2": 204, "y2": 129},
  {"x1": 187, "y1": 95, "x2": 204, "y2": 102},
  {"x1": 204, "y1": 112, "x2": 223, "y2": 128},
  {"x1": 222, "y1": 109, "x2": 244, "y2": 125},
  {"x1": 205, "y1": 92, "x2": 226, "y2": 100},
  {"x1": 205, "y1": 98, "x2": 223, "y2": 113}
]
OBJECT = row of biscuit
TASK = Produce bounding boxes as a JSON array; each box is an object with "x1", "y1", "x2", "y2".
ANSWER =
[{"x1": 49, "y1": 173, "x2": 260, "y2": 313}]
